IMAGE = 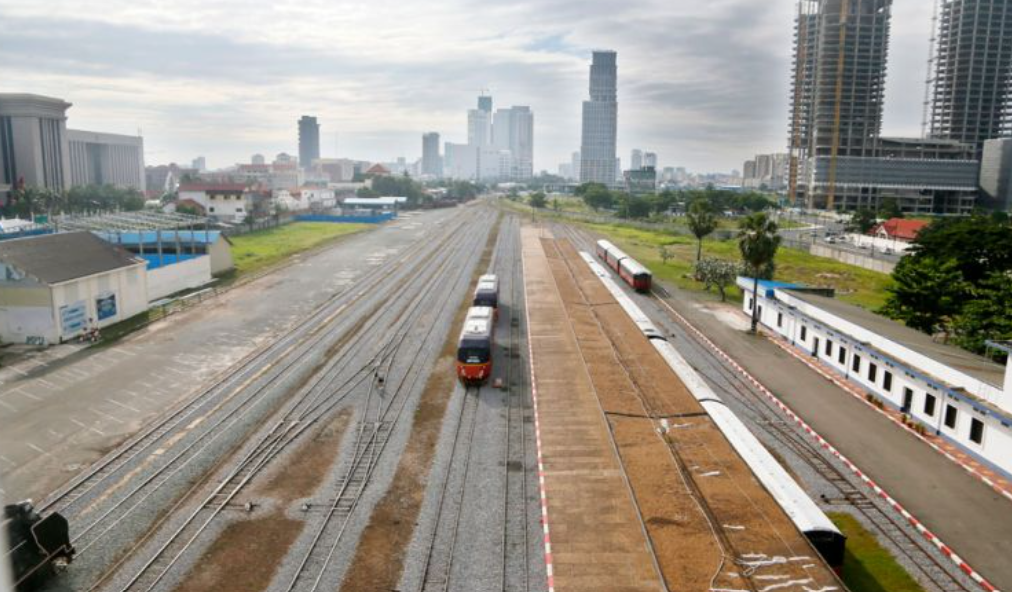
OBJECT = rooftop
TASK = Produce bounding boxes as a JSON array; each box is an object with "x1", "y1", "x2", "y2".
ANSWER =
[
  {"x1": 178, "y1": 183, "x2": 247, "y2": 193},
  {"x1": 872, "y1": 218, "x2": 928, "y2": 241},
  {"x1": 787, "y1": 290, "x2": 1007, "y2": 389},
  {"x1": 0, "y1": 232, "x2": 141, "y2": 284}
]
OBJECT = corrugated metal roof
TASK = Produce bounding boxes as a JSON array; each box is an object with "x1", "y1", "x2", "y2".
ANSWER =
[{"x1": 0, "y1": 231, "x2": 142, "y2": 284}]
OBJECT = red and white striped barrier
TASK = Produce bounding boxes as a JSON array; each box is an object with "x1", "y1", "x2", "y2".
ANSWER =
[
  {"x1": 652, "y1": 295, "x2": 1001, "y2": 592},
  {"x1": 522, "y1": 254, "x2": 556, "y2": 592}
]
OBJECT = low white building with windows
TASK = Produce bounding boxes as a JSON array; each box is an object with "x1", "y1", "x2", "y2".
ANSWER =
[
  {"x1": 739, "y1": 277, "x2": 1012, "y2": 477},
  {"x1": 0, "y1": 232, "x2": 148, "y2": 345},
  {"x1": 178, "y1": 183, "x2": 251, "y2": 223}
]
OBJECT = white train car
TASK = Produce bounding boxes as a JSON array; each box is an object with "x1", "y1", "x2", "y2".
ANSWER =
[{"x1": 579, "y1": 252, "x2": 845, "y2": 569}]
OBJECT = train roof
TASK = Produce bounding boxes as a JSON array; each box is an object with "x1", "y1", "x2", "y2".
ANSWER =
[
  {"x1": 460, "y1": 306, "x2": 494, "y2": 339},
  {"x1": 619, "y1": 257, "x2": 651, "y2": 276},
  {"x1": 476, "y1": 274, "x2": 499, "y2": 293}
]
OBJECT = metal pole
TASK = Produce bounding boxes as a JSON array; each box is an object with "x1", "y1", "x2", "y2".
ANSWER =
[{"x1": 157, "y1": 229, "x2": 164, "y2": 268}]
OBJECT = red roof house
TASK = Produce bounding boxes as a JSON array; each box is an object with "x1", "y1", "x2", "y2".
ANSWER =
[{"x1": 871, "y1": 218, "x2": 928, "y2": 242}]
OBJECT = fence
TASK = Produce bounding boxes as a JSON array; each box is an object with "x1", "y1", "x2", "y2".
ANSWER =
[{"x1": 294, "y1": 212, "x2": 397, "y2": 224}]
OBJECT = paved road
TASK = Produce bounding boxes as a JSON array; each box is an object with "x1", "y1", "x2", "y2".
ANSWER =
[
  {"x1": 650, "y1": 287, "x2": 1012, "y2": 589},
  {"x1": 0, "y1": 209, "x2": 459, "y2": 503}
]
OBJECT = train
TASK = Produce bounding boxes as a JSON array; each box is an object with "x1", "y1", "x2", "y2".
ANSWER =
[
  {"x1": 473, "y1": 274, "x2": 499, "y2": 313},
  {"x1": 4, "y1": 501, "x2": 75, "y2": 591},
  {"x1": 579, "y1": 252, "x2": 847, "y2": 572},
  {"x1": 455, "y1": 306, "x2": 495, "y2": 385},
  {"x1": 594, "y1": 240, "x2": 652, "y2": 292}
]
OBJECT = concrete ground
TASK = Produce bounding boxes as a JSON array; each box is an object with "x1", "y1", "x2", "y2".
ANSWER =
[
  {"x1": 643, "y1": 287, "x2": 1012, "y2": 590},
  {"x1": 0, "y1": 209, "x2": 459, "y2": 503}
]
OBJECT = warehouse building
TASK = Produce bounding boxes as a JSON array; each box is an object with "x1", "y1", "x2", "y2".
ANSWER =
[
  {"x1": 740, "y1": 278, "x2": 1012, "y2": 477},
  {"x1": 0, "y1": 232, "x2": 148, "y2": 345}
]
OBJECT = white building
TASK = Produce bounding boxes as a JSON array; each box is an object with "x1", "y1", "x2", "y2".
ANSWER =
[
  {"x1": 68, "y1": 129, "x2": 146, "y2": 191},
  {"x1": 444, "y1": 142, "x2": 478, "y2": 180},
  {"x1": 178, "y1": 183, "x2": 252, "y2": 223},
  {"x1": 467, "y1": 108, "x2": 492, "y2": 147},
  {"x1": 739, "y1": 278, "x2": 1012, "y2": 477},
  {"x1": 493, "y1": 106, "x2": 534, "y2": 180},
  {"x1": 0, "y1": 232, "x2": 148, "y2": 344}
]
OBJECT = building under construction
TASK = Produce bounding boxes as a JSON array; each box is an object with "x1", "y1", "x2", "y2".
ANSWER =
[
  {"x1": 789, "y1": 0, "x2": 979, "y2": 214},
  {"x1": 929, "y1": 0, "x2": 1012, "y2": 160}
]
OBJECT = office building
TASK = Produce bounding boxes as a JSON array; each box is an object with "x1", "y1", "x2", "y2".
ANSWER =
[
  {"x1": 468, "y1": 108, "x2": 492, "y2": 147},
  {"x1": 571, "y1": 151, "x2": 581, "y2": 181},
  {"x1": 478, "y1": 95, "x2": 493, "y2": 114},
  {"x1": 444, "y1": 142, "x2": 478, "y2": 180},
  {"x1": 68, "y1": 130, "x2": 146, "y2": 191},
  {"x1": 493, "y1": 106, "x2": 534, "y2": 179},
  {"x1": 251, "y1": 154, "x2": 265, "y2": 165},
  {"x1": 630, "y1": 149, "x2": 643, "y2": 170},
  {"x1": 298, "y1": 116, "x2": 320, "y2": 171},
  {"x1": 0, "y1": 93, "x2": 73, "y2": 200},
  {"x1": 929, "y1": 0, "x2": 1012, "y2": 159},
  {"x1": 643, "y1": 152, "x2": 657, "y2": 170},
  {"x1": 980, "y1": 138, "x2": 1012, "y2": 211},
  {"x1": 191, "y1": 156, "x2": 206, "y2": 172},
  {"x1": 624, "y1": 167, "x2": 657, "y2": 195},
  {"x1": 580, "y1": 51, "x2": 619, "y2": 186},
  {"x1": 422, "y1": 132, "x2": 442, "y2": 177}
]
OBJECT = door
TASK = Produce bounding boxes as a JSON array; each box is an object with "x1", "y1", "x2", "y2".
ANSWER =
[
  {"x1": 902, "y1": 388, "x2": 914, "y2": 414},
  {"x1": 812, "y1": 337, "x2": 820, "y2": 358}
]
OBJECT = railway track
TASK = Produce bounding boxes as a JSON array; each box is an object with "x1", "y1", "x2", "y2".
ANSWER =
[
  {"x1": 554, "y1": 222, "x2": 978, "y2": 592},
  {"x1": 98, "y1": 210, "x2": 498, "y2": 592}
]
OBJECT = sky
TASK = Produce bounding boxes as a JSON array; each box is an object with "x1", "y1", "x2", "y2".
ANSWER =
[{"x1": 0, "y1": 0, "x2": 936, "y2": 174}]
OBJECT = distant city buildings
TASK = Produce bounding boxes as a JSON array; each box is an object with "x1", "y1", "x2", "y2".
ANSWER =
[
  {"x1": 298, "y1": 116, "x2": 320, "y2": 172},
  {"x1": 443, "y1": 94, "x2": 534, "y2": 182},
  {"x1": 0, "y1": 94, "x2": 73, "y2": 198},
  {"x1": 742, "y1": 153, "x2": 789, "y2": 191},
  {"x1": 493, "y1": 106, "x2": 534, "y2": 179},
  {"x1": 979, "y1": 138, "x2": 1012, "y2": 211},
  {"x1": 422, "y1": 132, "x2": 442, "y2": 177},
  {"x1": 580, "y1": 51, "x2": 619, "y2": 186},
  {"x1": 630, "y1": 149, "x2": 643, "y2": 171},
  {"x1": 191, "y1": 156, "x2": 206, "y2": 172},
  {"x1": 643, "y1": 152, "x2": 657, "y2": 170},
  {"x1": 623, "y1": 166, "x2": 656, "y2": 195},
  {"x1": 251, "y1": 154, "x2": 265, "y2": 166}
]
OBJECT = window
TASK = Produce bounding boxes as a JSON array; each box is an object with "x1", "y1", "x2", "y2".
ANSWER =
[
  {"x1": 800, "y1": 326, "x2": 807, "y2": 341},
  {"x1": 852, "y1": 354, "x2": 861, "y2": 372},
  {"x1": 825, "y1": 339, "x2": 833, "y2": 356},
  {"x1": 747, "y1": 297, "x2": 753, "y2": 310},
  {"x1": 970, "y1": 418, "x2": 984, "y2": 445},
  {"x1": 777, "y1": 312, "x2": 783, "y2": 328},
  {"x1": 924, "y1": 393, "x2": 936, "y2": 417},
  {"x1": 838, "y1": 347, "x2": 846, "y2": 364},
  {"x1": 868, "y1": 363, "x2": 877, "y2": 383},
  {"x1": 883, "y1": 371, "x2": 893, "y2": 392},
  {"x1": 944, "y1": 404, "x2": 957, "y2": 429},
  {"x1": 209, "y1": 207, "x2": 216, "y2": 212}
]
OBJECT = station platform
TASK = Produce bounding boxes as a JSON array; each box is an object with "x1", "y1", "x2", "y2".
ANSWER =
[{"x1": 521, "y1": 226, "x2": 843, "y2": 592}]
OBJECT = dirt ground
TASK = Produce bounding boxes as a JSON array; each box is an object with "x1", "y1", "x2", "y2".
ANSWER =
[
  {"x1": 546, "y1": 237, "x2": 843, "y2": 592},
  {"x1": 339, "y1": 217, "x2": 501, "y2": 592}
]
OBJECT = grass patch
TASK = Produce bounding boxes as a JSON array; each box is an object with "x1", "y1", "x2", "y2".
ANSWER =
[
  {"x1": 582, "y1": 222, "x2": 893, "y2": 309},
  {"x1": 829, "y1": 512, "x2": 927, "y2": 592},
  {"x1": 228, "y1": 222, "x2": 370, "y2": 275}
]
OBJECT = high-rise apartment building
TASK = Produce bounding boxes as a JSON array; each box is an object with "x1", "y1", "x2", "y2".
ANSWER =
[
  {"x1": 929, "y1": 0, "x2": 1012, "y2": 159},
  {"x1": 493, "y1": 106, "x2": 534, "y2": 179},
  {"x1": 298, "y1": 116, "x2": 320, "y2": 171},
  {"x1": 580, "y1": 51, "x2": 619, "y2": 186},
  {"x1": 630, "y1": 149, "x2": 643, "y2": 170},
  {"x1": 643, "y1": 152, "x2": 658, "y2": 169},
  {"x1": 422, "y1": 132, "x2": 442, "y2": 178},
  {"x1": 0, "y1": 93, "x2": 72, "y2": 199}
]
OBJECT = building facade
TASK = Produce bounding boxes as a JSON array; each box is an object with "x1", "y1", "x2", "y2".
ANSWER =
[
  {"x1": 492, "y1": 106, "x2": 534, "y2": 180},
  {"x1": 980, "y1": 138, "x2": 1012, "y2": 211},
  {"x1": 422, "y1": 132, "x2": 442, "y2": 177},
  {"x1": 740, "y1": 278, "x2": 1012, "y2": 478},
  {"x1": 0, "y1": 94, "x2": 73, "y2": 199},
  {"x1": 298, "y1": 116, "x2": 320, "y2": 171},
  {"x1": 580, "y1": 51, "x2": 619, "y2": 186},
  {"x1": 68, "y1": 129, "x2": 146, "y2": 191},
  {"x1": 929, "y1": 0, "x2": 1012, "y2": 159},
  {"x1": 630, "y1": 149, "x2": 643, "y2": 171}
]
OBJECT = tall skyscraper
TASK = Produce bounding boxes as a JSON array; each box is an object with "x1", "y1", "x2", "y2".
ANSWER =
[
  {"x1": 788, "y1": 0, "x2": 892, "y2": 209},
  {"x1": 643, "y1": 152, "x2": 658, "y2": 169},
  {"x1": 467, "y1": 109, "x2": 492, "y2": 147},
  {"x1": 0, "y1": 93, "x2": 72, "y2": 197},
  {"x1": 571, "y1": 151, "x2": 581, "y2": 181},
  {"x1": 493, "y1": 106, "x2": 534, "y2": 179},
  {"x1": 580, "y1": 50, "x2": 619, "y2": 186},
  {"x1": 630, "y1": 149, "x2": 643, "y2": 170},
  {"x1": 478, "y1": 95, "x2": 493, "y2": 114},
  {"x1": 422, "y1": 132, "x2": 442, "y2": 177},
  {"x1": 929, "y1": 0, "x2": 1012, "y2": 159},
  {"x1": 298, "y1": 116, "x2": 320, "y2": 171}
]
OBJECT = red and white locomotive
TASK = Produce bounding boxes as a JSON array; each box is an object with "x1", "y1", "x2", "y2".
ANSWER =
[{"x1": 595, "y1": 240, "x2": 653, "y2": 292}]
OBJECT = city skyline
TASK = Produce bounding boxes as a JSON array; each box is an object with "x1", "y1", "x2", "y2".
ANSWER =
[{"x1": 1, "y1": 0, "x2": 938, "y2": 172}]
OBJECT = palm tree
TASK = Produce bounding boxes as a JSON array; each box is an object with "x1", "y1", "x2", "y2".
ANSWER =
[
  {"x1": 686, "y1": 199, "x2": 717, "y2": 263},
  {"x1": 738, "y1": 212, "x2": 781, "y2": 334}
]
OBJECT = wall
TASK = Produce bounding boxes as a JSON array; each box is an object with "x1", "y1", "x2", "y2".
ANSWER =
[
  {"x1": 209, "y1": 238, "x2": 234, "y2": 275},
  {"x1": 147, "y1": 256, "x2": 211, "y2": 301},
  {"x1": 0, "y1": 284, "x2": 55, "y2": 344},
  {"x1": 810, "y1": 243, "x2": 896, "y2": 273},
  {"x1": 295, "y1": 213, "x2": 395, "y2": 224},
  {"x1": 50, "y1": 264, "x2": 148, "y2": 340},
  {"x1": 741, "y1": 283, "x2": 1012, "y2": 478}
]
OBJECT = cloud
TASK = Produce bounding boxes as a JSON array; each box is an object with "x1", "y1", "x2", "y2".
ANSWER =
[{"x1": 0, "y1": 0, "x2": 933, "y2": 172}]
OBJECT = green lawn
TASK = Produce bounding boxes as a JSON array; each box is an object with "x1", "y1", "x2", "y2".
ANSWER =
[
  {"x1": 228, "y1": 222, "x2": 370, "y2": 275},
  {"x1": 829, "y1": 512, "x2": 926, "y2": 592},
  {"x1": 582, "y1": 222, "x2": 893, "y2": 309}
]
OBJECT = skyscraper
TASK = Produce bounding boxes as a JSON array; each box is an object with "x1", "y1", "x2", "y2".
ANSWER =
[
  {"x1": 467, "y1": 109, "x2": 492, "y2": 147},
  {"x1": 478, "y1": 95, "x2": 493, "y2": 114},
  {"x1": 493, "y1": 106, "x2": 535, "y2": 179},
  {"x1": 788, "y1": 0, "x2": 892, "y2": 209},
  {"x1": 643, "y1": 152, "x2": 658, "y2": 169},
  {"x1": 580, "y1": 50, "x2": 618, "y2": 186},
  {"x1": 929, "y1": 0, "x2": 1012, "y2": 159},
  {"x1": 422, "y1": 132, "x2": 442, "y2": 177},
  {"x1": 298, "y1": 116, "x2": 320, "y2": 171},
  {"x1": 630, "y1": 149, "x2": 643, "y2": 170},
  {"x1": 571, "y1": 151, "x2": 581, "y2": 181}
]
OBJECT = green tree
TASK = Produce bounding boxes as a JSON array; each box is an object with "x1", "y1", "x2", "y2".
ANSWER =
[
  {"x1": 738, "y1": 212, "x2": 781, "y2": 333},
  {"x1": 952, "y1": 271, "x2": 1012, "y2": 356},
  {"x1": 695, "y1": 258, "x2": 743, "y2": 302},
  {"x1": 686, "y1": 199, "x2": 718, "y2": 263},
  {"x1": 878, "y1": 197, "x2": 904, "y2": 220},
  {"x1": 658, "y1": 245, "x2": 673, "y2": 266},
  {"x1": 846, "y1": 208, "x2": 878, "y2": 234},
  {"x1": 528, "y1": 191, "x2": 547, "y2": 209},
  {"x1": 881, "y1": 256, "x2": 968, "y2": 335},
  {"x1": 579, "y1": 183, "x2": 614, "y2": 211},
  {"x1": 617, "y1": 194, "x2": 651, "y2": 219},
  {"x1": 356, "y1": 186, "x2": 379, "y2": 198}
]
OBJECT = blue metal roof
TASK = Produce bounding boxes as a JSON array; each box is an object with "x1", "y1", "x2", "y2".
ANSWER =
[
  {"x1": 95, "y1": 230, "x2": 223, "y2": 245},
  {"x1": 737, "y1": 277, "x2": 802, "y2": 298}
]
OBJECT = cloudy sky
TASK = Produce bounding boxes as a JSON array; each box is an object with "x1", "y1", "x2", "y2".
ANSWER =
[{"x1": 1, "y1": 0, "x2": 935, "y2": 173}]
